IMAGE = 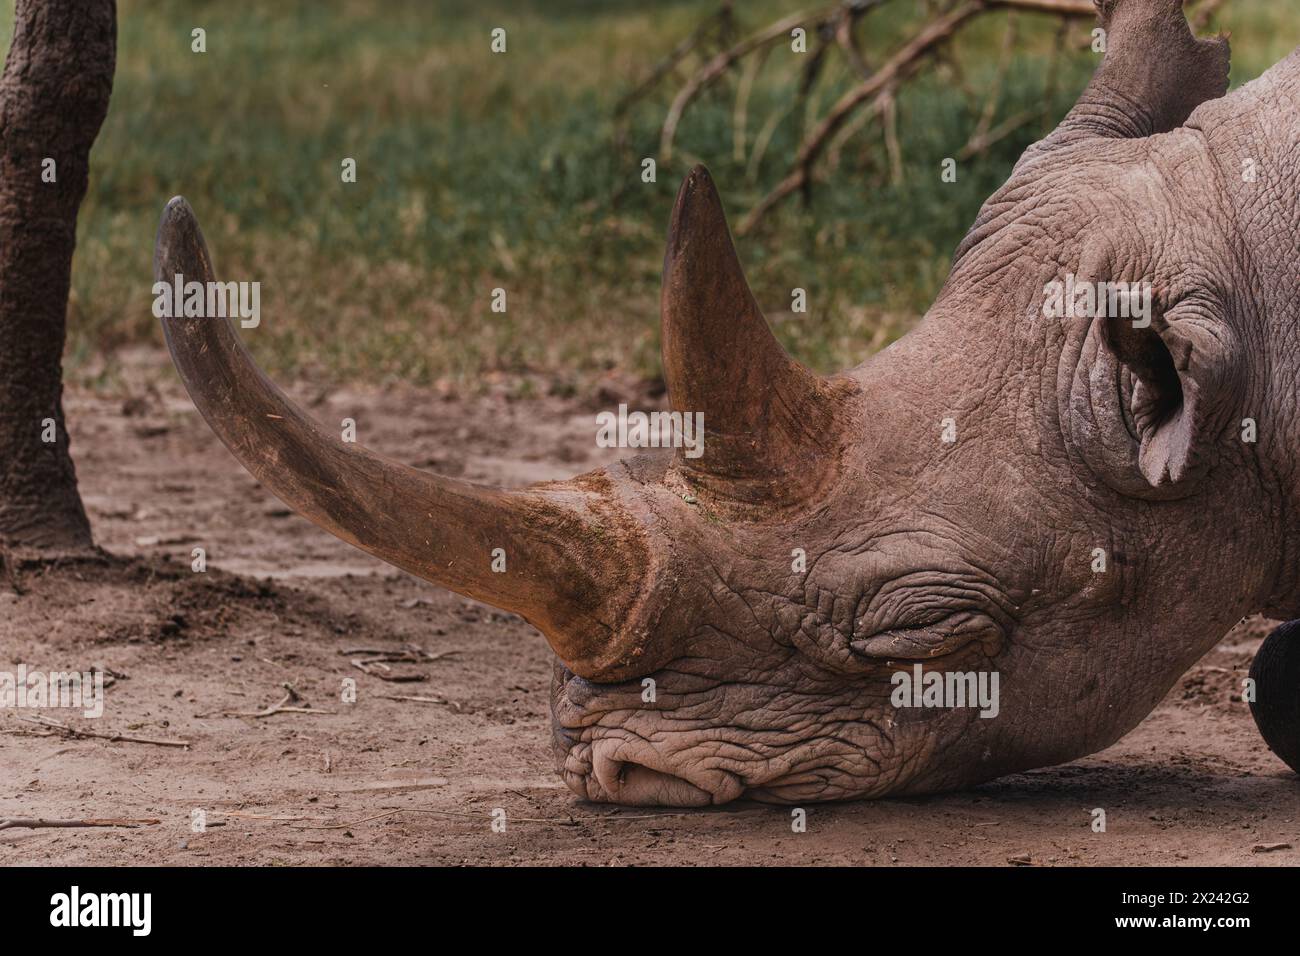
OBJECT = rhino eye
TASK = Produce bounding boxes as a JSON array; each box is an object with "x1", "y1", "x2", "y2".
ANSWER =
[{"x1": 850, "y1": 610, "x2": 996, "y2": 661}]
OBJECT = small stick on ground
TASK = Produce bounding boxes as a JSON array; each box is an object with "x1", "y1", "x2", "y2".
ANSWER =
[
  {"x1": 347, "y1": 646, "x2": 460, "y2": 683},
  {"x1": 16, "y1": 714, "x2": 190, "y2": 748},
  {"x1": 339, "y1": 645, "x2": 460, "y2": 663},
  {"x1": 350, "y1": 659, "x2": 427, "y2": 683},
  {"x1": 217, "y1": 682, "x2": 333, "y2": 719},
  {"x1": 0, "y1": 817, "x2": 160, "y2": 832},
  {"x1": 375, "y1": 694, "x2": 453, "y2": 707}
]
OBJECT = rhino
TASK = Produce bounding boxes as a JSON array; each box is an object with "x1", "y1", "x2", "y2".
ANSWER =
[{"x1": 153, "y1": 0, "x2": 1300, "y2": 807}]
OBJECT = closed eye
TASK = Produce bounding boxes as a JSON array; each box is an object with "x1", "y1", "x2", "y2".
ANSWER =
[{"x1": 850, "y1": 611, "x2": 999, "y2": 660}]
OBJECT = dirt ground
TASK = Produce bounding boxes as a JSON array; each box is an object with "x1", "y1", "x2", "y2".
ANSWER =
[{"x1": 3, "y1": 349, "x2": 1298, "y2": 866}]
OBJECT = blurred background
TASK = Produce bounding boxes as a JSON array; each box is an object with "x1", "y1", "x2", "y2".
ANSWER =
[{"x1": 2, "y1": 0, "x2": 1294, "y2": 397}]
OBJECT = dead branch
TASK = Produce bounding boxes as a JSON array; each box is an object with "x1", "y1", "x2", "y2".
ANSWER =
[
  {"x1": 835, "y1": 2, "x2": 876, "y2": 77},
  {"x1": 660, "y1": 3, "x2": 844, "y2": 161},
  {"x1": 642, "y1": 0, "x2": 1221, "y2": 236},
  {"x1": 15, "y1": 714, "x2": 190, "y2": 748},
  {"x1": 0, "y1": 817, "x2": 159, "y2": 832},
  {"x1": 738, "y1": 0, "x2": 988, "y2": 234},
  {"x1": 617, "y1": 2, "x2": 735, "y2": 117}
]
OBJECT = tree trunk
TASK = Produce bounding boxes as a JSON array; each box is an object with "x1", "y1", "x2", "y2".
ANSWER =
[{"x1": 0, "y1": 0, "x2": 115, "y2": 552}]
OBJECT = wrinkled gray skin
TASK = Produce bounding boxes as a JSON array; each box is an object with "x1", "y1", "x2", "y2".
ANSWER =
[
  {"x1": 154, "y1": 0, "x2": 1299, "y2": 809},
  {"x1": 552, "y1": 3, "x2": 1300, "y2": 806}
]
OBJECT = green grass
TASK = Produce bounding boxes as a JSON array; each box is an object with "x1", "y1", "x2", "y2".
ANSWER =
[{"x1": 0, "y1": 0, "x2": 1292, "y2": 392}]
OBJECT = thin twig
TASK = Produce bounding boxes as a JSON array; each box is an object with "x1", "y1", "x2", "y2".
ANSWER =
[
  {"x1": 967, "y1": 10, "x2": 1019, "y2": 148},
  {"x1": 732, "y1": 43, "x2": 769, "y2": 162},
  {"x1": 345, "y1": 646, "x2": 459, "y2": 683},
  {"x1": 16, "y1": 714, "x2": 190, "y2": 748},
  {"x1": 880, "y1": 90, "x2": 903, "y2": 185},
  {"x1": 825, "y1": 91, "x2": 887, "y2": 170},
  {"x1": 214, "y1": 682, "x2": 333, "y2": 718},
  {"x1": 616, "y1": 2, "x2": 734, "y2": 117},
  {"x1": 375, "y1": 694, "x2": 451, "y2": 706},
  {"x1": 957, "y1": 108, "x2": 1040, "y2": 160},
  {"x1": 0, "y1": 817, "x2": 159, "y2": 832}
]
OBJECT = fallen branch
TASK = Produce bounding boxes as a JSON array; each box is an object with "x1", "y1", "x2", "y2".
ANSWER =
[
  {"x1": 15, "y1": 714, "x2": 190, "y2": 748},
  {"x1": 0, "y1": 817, "x2": 159, "y2": 832}
]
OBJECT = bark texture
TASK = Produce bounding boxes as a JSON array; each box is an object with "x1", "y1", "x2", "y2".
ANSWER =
[{"x1": 0, "y1": 0, "x2": 116, "y2": 550}]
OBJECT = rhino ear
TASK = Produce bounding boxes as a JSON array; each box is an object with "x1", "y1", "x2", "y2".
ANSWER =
[
  {"x1": 1071, "y1": 293, "x2": 1243, "y2": 496},
  {"x1": 1038, "y1": 0, "x2": 1229, "y2": 150}
]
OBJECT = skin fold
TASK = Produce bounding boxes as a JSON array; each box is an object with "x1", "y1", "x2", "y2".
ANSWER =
[{"x1": 156, "y1": 0, "x2": 1300, "y2": 807}]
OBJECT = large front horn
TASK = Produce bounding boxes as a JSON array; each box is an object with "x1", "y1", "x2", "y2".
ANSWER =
[
  {"x1": 660, "y1": 166, "x2": 847, "y2": 506},
  {"x1": 153, "y1": 197, "x2": 648, "y2": 678}
]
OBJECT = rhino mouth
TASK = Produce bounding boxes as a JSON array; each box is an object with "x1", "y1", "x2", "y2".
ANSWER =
[
  {"x1": 556, "y1": 723, "x2": 745, "y2": 807},
  {"x1": 552, "y1": 670, "x2": 753, "y2": 807},
  {"x1": 588, "y1": 738, "x2": 734, "y2": 807},
  {"x1": 551, "y1": 663, "x2": 921, "y2": 806}
]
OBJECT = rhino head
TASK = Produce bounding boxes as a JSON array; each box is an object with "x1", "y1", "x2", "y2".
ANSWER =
[{"x1": 154, "y1": 0, "x2": 1300, "y2": 806}]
